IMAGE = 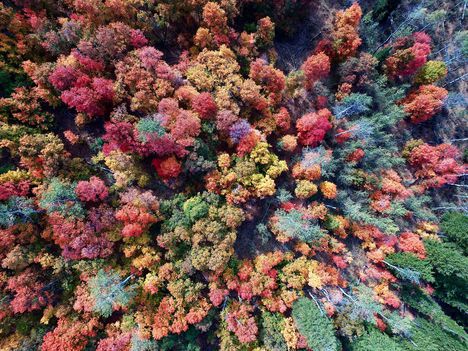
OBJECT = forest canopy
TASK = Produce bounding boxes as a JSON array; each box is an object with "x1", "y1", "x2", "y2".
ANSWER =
[{"x1": 0, "y1": 0, "x2": 467, "y2": 350}]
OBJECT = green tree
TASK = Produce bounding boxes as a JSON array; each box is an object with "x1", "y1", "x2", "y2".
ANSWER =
[
  {"x1": 89, "y1": 269, "x2": 136, "y2": 318},
  {"x1": 0, "y1": 196, "x2": 37, "y2": 228},
  {"x1": 292, "y1": 297, "x2": 340, "y2": 351},
  {"x1": 351, "y1": 327, "x2": 403, "y2": 351},
  {"x1": 38, "y1": 178, "x2": 85, "y2": 218},
  {"x1": 440, "y1": 212, "x2": 468, "y2": 254},
  {"x1": 424, "y1": 239, "x2": 468, "y2": 312},
  {"x1": 260, "y1": 311, "x2": 288, "y2": 351}
]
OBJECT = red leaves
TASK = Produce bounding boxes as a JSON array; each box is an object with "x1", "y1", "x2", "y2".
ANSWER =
[
  {"x1": 385, "y1": 32, "x2": 431, "y2": 78},
  {"x1": 0, "y1": 181, "x2": 30, "y2": 201},
  {"x1": 398, "y1": 232, "x2": 426, "y2": 259},
  {"x1": 191, "y1": 92, "x2": 217, "y2": 119},
  {"x1": 407, "y1": 142, "x2": 464, "y2": 189},
  {"x1": 226, "y1": 301, "x2": 258, "y2": 343},
  {"x1": 296, "y1": 108, "x2": 332, "y2": 146},
  {"x1": 7, "y1": 269, "x2": 51, "y2": 313},
  {"x1": 152, "y1": 156, "x2": 182, "y2": 180},
  {"x1": 75, "y1": 177, "x2": 108, "y2": 202},
  {"x1": 401, "y1": 84, "x2": 448, "y2": 123},
  {"x1": 61, "y1": 77, "x2": 114, "y2": 117},
  {"x1": 301, "y1": 52, "x2": 331, "y2": 89},
  {"x1": 46, "y1": 213, "x2": 114, "y2": 260}
]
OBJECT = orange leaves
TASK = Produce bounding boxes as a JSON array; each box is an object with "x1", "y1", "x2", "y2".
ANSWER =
[
  {"x1": 225, "y1": 301, "x2": 258, "y2": 343},
  {"x1": 115, "y1": 189, "x2": 160, "y2": 238},
  {"x1": 301, "y1": 52, "x2": 330, "y2": 89},
  {"x1": 330, "y1": 2, "x2": 362, "y2": 59},
  {"x1": 115, "y1": 205, "x2": 158, "y2": 237},
  {"x1": 320, "y1": 181, "x2": 337, "y2": 199},
  {"x1": 41, "y1": 318, "x2": 99, "y2": 351},
  {"x1": 152, "y1": 156, "x2": 182, "y2": 181},
  {"x1": 401, "y1": 84, "x2": 448, "y2": 123},
  {"x1": 398, "y1": 232, "x2": 426, "y2": 259}
]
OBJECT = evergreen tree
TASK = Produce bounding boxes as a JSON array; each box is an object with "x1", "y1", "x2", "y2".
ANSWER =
[
  {"x1": 89, "y1": 270, "x2": 136, "y2": 318},
  {"x1": 292, "y1": 297, "x2": 340, "y2": 351}
]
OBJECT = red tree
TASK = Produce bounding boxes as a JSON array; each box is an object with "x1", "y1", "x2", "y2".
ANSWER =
[
  {"x1": 296, "y1": 109, "x2": 332, "y2": 146},
  {"x1": 75, "y1": 176, "x2": 108, "y2": 202},
  {"x1": 401, "y1": 84, "x2": 448, "y2": 123},
  {"x1": 301, "y1": 52, "x2": 331, "y2": 89},
  {"x1": 41, "y1": 318, "x2": 99, "y2": 351},
  {"x1": 385, "y1": 32, "x2": 431, "y2": 78}
]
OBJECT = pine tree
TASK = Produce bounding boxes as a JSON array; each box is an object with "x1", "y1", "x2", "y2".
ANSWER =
[
  {"x1": 88, "y1": 269, "x2": 136, "y2": 318},
  {"x1": 292, "y1": 297, "x2": 340, "y2": 351}
]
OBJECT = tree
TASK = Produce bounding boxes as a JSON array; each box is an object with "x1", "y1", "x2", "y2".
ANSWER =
[
  {"x1": 301, "y1": 52, "x2": 331, "y2": 90},
  {"x1": 401, "y1": 84, "x2": 448, "y2": 123},
  {"x1": 75, "y1": 176, "x2": 108, "y2": 202},
  {"x1": 414, "y1": 60, "x2": 447, "y2": 85},
  {"x1": 296, "y1": 109, "x2": 332, "y2": 146},
  {"x1": 292, "y1": 297, "x2": 340, "y2": 351},
  {"x1": 330, "y1": 2, "x2": 362, "y2": 59},
  {"x1": 351, "y1": 327, "x2": 403, "y2": 351},
  {"x1": 38, "y1": 178, "x2": 85, "y2": 218},
  {"x1": 88, "y1": 269, "x2": 136, "y2": 318},
  {"x1": 0, "y1": 196, "x2": 36, "y2": 228}
]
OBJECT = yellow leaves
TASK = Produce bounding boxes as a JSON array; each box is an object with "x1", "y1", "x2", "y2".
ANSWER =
[
  {"x1": 252, "y1": 174, "x2": 275, "y2": 197},
  {"x1": 187, "y1": 45, "x2": 241, "y2": 92},
  {"x1": 0, "y1": 169, "x2": 29, "y2": 183},
  {"x1": 249, "y1": 141, "x2": 271, "y2": 164},
  {"x1": 282, "y1": 317, "x2": 299, "y2": 350},
  {"x1": 307, "y1": 260, "x2": 323, "y2": 289},
  {"x1": 280, "y1": 257, "x2": 324, "y2": 290},
  {"x1": 101, "y1": 150, "x2": 146, "y2": 188},
  {"x1": 266, "y1": 159, "x2": 288, "y2": 178},
  {"x1": 295, "y1": 180, "x2": 318, "y2": 199},
  {"x1": 212, "y1": 142, "x2": 287, "y2": 203},
  {"x1": 415, "y1": 221, "x2": 440, "y2": 241},
  {"x1": 320, "y1": 181, "x2": 337, "y2": 199},
  {"x1": 40, "y1": 306, "x2": 55, "y2": 325},
  {"x1": 218, "y1": 153, "x2": 231, "y2": 168}
]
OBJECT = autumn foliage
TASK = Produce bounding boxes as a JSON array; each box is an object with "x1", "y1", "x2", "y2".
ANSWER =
[{"x1": 0, "y1": 1, "x2": 466, "y2": 351}]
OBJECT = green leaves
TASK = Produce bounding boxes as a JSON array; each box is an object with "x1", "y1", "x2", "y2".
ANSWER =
[
  {"x1": 38, "y1": 178, "x2": 85, "y2": 218},
  {"x1": 292, "y1": 297, "x2": 340, "y2": 351},
  {"x1": 89, "y1": 269, "x2": 136, "y2": 318},
  {"x1": 275, "y1": 209, "x2": 323, "y2": 243},
  {"x1": 0, "y1": 196, "x2": 36, "y2": 228},
  {"x1": 440, "y1": 212, "x2": 468, "y2": 254},
  {"x1": 351, "y1": 328, "x2": 403, "y2": 351}
]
